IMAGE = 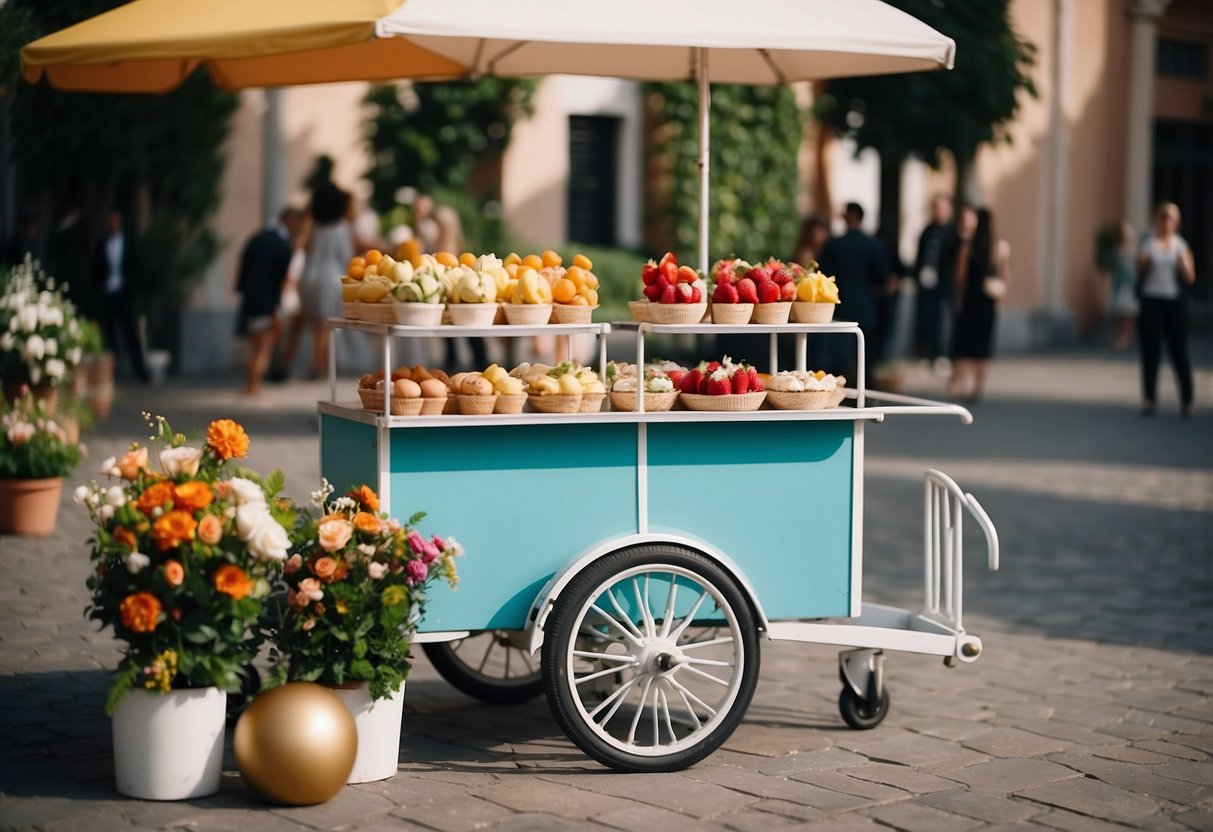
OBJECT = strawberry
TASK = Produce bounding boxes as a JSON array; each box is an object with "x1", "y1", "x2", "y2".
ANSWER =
[
  {"x1": 733, "y1": 366, "x2": 751, "y2": 394},
  {"x1": 642, "y1": 282, "x2": 663, "y2": 301},
  {"x1": 780, "y1": 281, "x2": 796, "y2": 301},
  {"x1": 658, "y1": 251, "x2": 678, "y2": 269},
  {"x1": 748, "y1": 265, "x2": 772, "y2": 284},
  {"x1": 757, "y1": 280, "x2": 780, "y2": 304},
  {"x1": 677, "y1": 283, "x2": 694, "y2": 303},
  {"x1": 705, "y1": 360, "x2": 721, "y2": 373},
  {"x1": 748, "y1": 367, "x2": 763, "y2": 391},
  {"x1": 706, "y1": 369, "x2": 732, "y2": 396},
  {"x1": 713, "y1": 260, "x2": 736, "y2": 285},
  {"x1": 736, "y1": 278, "x2": 759, "y2": 304},
  {"x1": 641, "y1": 260, "x2": 659, "y2": 286},
  {"x1": 660, "y1": 260, "x2": 678, "y2": 283},
  {"x1": 677, "y1": 265, "x2": 699, "y2": 284},
  {"x1": 679, "y1": 369, "x2": 703, "y2": 393},
  {"x1": 688, "y1": 285, "x2": 703, "y2": 304},
  {"x1": 771, "y1": 267, "x2": 793, "y2": 286},
  {"x1": 698, "y1": 372, "x2": 712, "y2": 393},
  {"x1": 667, "y1": 369, "x2": 687, "y2": 387},
  {"x1": 659, "y1": 283, "x2": 677, "y2": 304},
  {"x1": 712, "y1": 282, "x2": 739, "y2": 304}
]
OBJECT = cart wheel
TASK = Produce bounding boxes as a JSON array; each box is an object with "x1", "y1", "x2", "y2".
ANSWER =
[
  {"x1": 839, "y1": 685, "x2": 890, "y2": 730},
  {"x1": 542, "y1": 544, "x2": 760, "y2": 772},
  {"x1": 423, "y1": 631, "x2": 543, "y2": 704}
]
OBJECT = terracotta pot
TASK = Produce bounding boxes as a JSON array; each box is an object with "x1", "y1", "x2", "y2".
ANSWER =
[
  {"x1": 84, "y1": 353, "x2": 115, "y2": 421},
  {"x1": 2, "y1": 381, "x2": 58, "y2": 412},
  {"x1": 0, "y1": 477, "x2": 63, "y2": 536}
]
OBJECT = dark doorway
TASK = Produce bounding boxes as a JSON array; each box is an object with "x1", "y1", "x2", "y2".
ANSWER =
[
  {"x1": 567, "y1": 116, "x2": 619, "y2": 246},
  {"x1": 1153, "y1": 120, "x2": 1212, "y2": 317}
]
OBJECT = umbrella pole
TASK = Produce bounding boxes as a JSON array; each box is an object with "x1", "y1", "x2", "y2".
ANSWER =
[{"x1": 697, "y1": 47, "x2": 709, "y2": 277}]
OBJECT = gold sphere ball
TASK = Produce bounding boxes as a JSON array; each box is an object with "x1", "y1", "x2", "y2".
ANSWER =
[{"x1": 234, "y1": 682, "x2": 357, "y2": 805}]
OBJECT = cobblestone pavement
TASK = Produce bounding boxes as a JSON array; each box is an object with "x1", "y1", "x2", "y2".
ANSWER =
[{"x1": 2, "y1": 343, "x2": 1211, "y2": 831}]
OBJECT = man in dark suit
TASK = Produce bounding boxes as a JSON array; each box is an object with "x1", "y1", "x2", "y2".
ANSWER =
[
  {"x1": 91, "y1": 210, "x2": 149, "y2": 382},
  {"x1": 818, "y1": 202, "x2": 889, "y2": 380},
  {"x1": 236, "y1": 207, "x2": 302, "y2": 396}
]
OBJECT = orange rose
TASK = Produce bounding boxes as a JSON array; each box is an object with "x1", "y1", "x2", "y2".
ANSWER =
[
  {"x1": 119, "y1": 592, "x2": 162, "y2": 633},
  {"x1": 353, "y1": 511, "x2": 381, "y2": 535},
  {"x1": 206, "y1": 419, "x2": 249, "y2": 460},
  {"x1": 312, "y1": 556, "x2": 339, "y2": 581},
  {"x1": 347, "y1": 485, "x2": 380, "y2": 512},
  {"x1": 198, "y1": 514, "x2": 224, "y2": 545},
  {"x1": 116, "y1": 447, "x2": 149, "y2": 481},
  {"x1": 112, "y1": 527, "x2": 138, "y2": 552},
  {"x1": 214, "y1": 564, "x2": 251, "y2": 600},
  {"x1": 163, "y1": 559, "x2": 184, "y2": 586},
  {"x1": 136, "y1": 481, "x2": 176, "y2": 516},
  {"x1": 317, "y1": 518, "x2": 354, "y2": 553},
  {"x1": 174, "y1": 481, "x2": 214, "y2": 513},
  {"x1": 152, "y1": 510, "x2": 198, "y2": 551}
]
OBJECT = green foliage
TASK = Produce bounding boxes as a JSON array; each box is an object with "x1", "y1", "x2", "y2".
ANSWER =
[
  {"x1": 0, "y1": 392, "x2": 84, "y2": 478},
  {"x1": 645, "y1": 83, "x2": 802, "y2": 263},
  {"x1": 362, "y1": 79, "x2": 536, "y2": 215},
  {"x1": 814, "y1": 0, "x2": 1037, "y2": 174},
  {"x1": 6, "y1": 0, "x2": 238, "y2": 351}
]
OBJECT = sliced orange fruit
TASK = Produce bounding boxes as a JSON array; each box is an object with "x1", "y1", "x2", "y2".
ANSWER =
[
  {"x1": 552, "y1": 278, "x2": 577, "y2": 304},
  {"x1": 541, "y1": 249, "x2": 563, "y2": 268},
  {"x1": 522, "y1": 254, "x2": 544, "y2": 271},
  {"x1": 572, "y1": 254, "x2": 593, "y2": 270}
]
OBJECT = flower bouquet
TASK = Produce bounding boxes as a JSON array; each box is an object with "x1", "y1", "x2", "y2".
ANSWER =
[
  {"x1": 0, "y1": 257, "x2": 88, "y2": 403},
  {"x1": 266, "y1": 480, "x2": 460, "y2": 782},
  {"x1": 0, "y1": 391, "x2": 86, "y2": 534},
  {"x1": 79, "y1": 415, "x2": 290, "y2": 799}
]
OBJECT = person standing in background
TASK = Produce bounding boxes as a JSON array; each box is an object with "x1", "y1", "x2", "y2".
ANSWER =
[
  {"x1": 793, "y1": 215, "x2": 832, "y2": 267},
  {"x1": 235, "y1": 207, "x2": 302, "y2": 397},
  {"x1": 91, "y1": 210, "x2": 149, "y2": 383},
  {"x1": 412, "y1": 194, "x2": 440, "y2": 254},
  {"x1": 947, "y1": 206, "x2": 1010, "y2": 403},
  {"x1": 913, "y1": 195, "x2": 954, "y2": 371},
  {"x1": 1108, "y1": 220, "x2": 1138, "y2": 351},
  {"x1": 1137, "y1": 202, "x2": 1196, "y2": 417},
  {"x1": 818, "y1": 202, "x2": 885, "y2": 380}
]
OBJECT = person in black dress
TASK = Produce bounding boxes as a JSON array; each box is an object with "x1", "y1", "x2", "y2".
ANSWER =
[
  {"x1": 818, "y1": 202, "x2": 887, "y2": 381},
  {"x1": 236, "y1": 207, "x2": 303, "y2": 396},
  {"x1": 946, "y1": 206, "x2": 1010, "y2": 403}
]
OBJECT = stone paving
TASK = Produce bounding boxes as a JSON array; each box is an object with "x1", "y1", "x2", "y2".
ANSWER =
[{"x1": 1, "y1": 342, "x2": 1211, "y2": 831}]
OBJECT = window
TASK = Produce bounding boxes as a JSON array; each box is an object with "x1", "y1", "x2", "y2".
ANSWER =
[
  {"x1": 567, "y1": 116, "x2": 619, "y2": 246},
  {"x1": 1157, "y1": 38, "x2": 1207, "y2": 80}
]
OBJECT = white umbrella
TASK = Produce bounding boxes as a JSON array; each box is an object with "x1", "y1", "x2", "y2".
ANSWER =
[{"x1": 377, "y1": 0, "x2": 955, "y2": 271}]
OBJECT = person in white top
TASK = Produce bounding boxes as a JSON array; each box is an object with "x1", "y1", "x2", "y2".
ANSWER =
[{"x1": 1136, "y1": 202, "x2": 1196, "y2": 417}]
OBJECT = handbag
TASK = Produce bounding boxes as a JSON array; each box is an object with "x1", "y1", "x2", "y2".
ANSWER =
[{"x1": 983, "y1": 276, "x2": 1007, "y2": 300}]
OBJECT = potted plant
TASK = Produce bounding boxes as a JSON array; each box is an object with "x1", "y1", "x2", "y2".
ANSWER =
[
  {"x1": 79, "y1": 414, "x2": 290, "y2": 800},
  {"x1": 267, "y1": 480, "x2": 461, "y2": 783},
  {"x1": 0, "y1": 391, "x2": 86, "y2": 535},
  {"x1": 0, "y1": 256, "x2": 88, "y2": 410}
]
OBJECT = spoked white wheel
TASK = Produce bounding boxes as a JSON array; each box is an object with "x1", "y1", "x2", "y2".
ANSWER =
[
  {"x1": 423, "y1": 631, "x2": 543, "y2": 704},
  {"x1": 542, "y1": 545, "x2": 760, "y2": 772}
]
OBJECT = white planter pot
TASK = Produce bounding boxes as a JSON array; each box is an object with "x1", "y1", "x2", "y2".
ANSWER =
[
  {"x1": 112, "y1": 687, "x2": 227, "y2": 800},
  {"x1": 329, "y1": 681, "x2": 405, "y2": 783}
]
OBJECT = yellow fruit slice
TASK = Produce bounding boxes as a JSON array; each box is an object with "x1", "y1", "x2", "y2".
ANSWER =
[
  {"x1": 504, "y1": 252, "x2": 522, "y2": 267},
  {"x1": 572, "y1": 254, "x2": 593, "y2": 270},
  {"x1": 522, "y1": 254, "x2": 544, "y2": 271},
  {"x1": 434, "y1": 251, "x2": 459, "y2": 268},
  {"x1": 459, "y1": 252, "x2": 476, "y2": 266}
]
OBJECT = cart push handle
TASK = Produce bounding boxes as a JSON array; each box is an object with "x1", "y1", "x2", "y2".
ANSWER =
[{"x1": 922, "y1": 469, "x2": 999, "y2": 634}]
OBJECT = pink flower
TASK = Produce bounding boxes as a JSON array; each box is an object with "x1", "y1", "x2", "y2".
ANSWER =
[
  {"x1": 405, "y1": 559, "x2": 428, "y2": 586},
  {"x1": 297, "y1": 578, "x2": 324, "y2": 602},
  {"x1": 284, "y1": 554, "x2": 303, "y2": 575},
  {"x1": 407, "y1": 530, "x2": 441, "y2": 564}
]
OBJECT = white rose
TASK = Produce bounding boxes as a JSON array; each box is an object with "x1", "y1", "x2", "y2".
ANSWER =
[
  {"x1": 99, "y1": 504, "x2": 115, "y2": 521},
  {"x1": 45, "y1": 359, "x2": 65, "y2": 380},
  {"x1": 0, "y1": 332, "x2": 13, "y2": 351},
  {"x1": 44, "y1": 338, "x2": 57, "y2": 356},
  {"x1": 235, "y1": 504, "x2": 290, "y2": 561},
  {"x1": 67, "y1": 347, "x2": 82, "y2": 366},
  {"x1": 160, "y1": 447, "x2": 203, "y2": 479},
  {"x1": 124, "y1": 552, "x2": 151, "y2": 573},
  {"x1": 73, "y1": 485, "x2": 90, "y2": 504},
  {"x1": 24, "y1": 334, "x2": 44, "y2": 361},
  {"x1": 100, "y1": 456, "x2": 119, "y2": 477},
  {"x1": 29, "y1": 366, "x2": 41, "y2": 385},
  {"x1": 17, "y1": 306, "x2": 38, "y2": 332},
  {"x1": 106, "y1": 486, "x2": 125, "y2": 506},
  {"x1": 228, "y1": 477, "x2": 267, "y2": 506}
]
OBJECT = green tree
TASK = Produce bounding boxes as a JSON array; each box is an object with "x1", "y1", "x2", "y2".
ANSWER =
[
  {"x1": 1, "y1": 0, "x2": 238, "y2": 356},
  {"x1": 815, "y1": 0, "x2": 1037, "y2": 241},
  {"x1": 645, "y1": 83, "x2": 802, "y2": 263},
  {"x1": 362, "y1": 79, "x2": 535, "y2": 216}
]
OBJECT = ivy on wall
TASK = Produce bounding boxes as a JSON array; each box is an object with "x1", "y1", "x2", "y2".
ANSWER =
[{"x1": 644, "y1": 83, "x2": 802, "y2": 263}]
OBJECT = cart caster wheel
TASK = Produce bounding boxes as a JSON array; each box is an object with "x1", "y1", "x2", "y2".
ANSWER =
[
  {"x1": 423, "y1": 631, "x2": 543, "y2": 704},
  {"x1": 839, "y1": 685, "x2": 890, "y2": 730},
  {"x1": 542, "y1": 544, "x2": 760, "y2": 773}
]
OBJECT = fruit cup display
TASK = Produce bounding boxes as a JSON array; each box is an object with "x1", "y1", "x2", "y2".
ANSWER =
[
  {"x1": 792, "y1": 271, "x2": 841, "y2": 323},
  {"x1": 606, "y1": 360, "x2": 681, "y2": 413},
  {"x1": 516, "y1": 361, "x2": 606, "y2": 413},
  {"x1": 442, "y1": 260, "x2": 500, "y2": 327},
  {"x1": 765, "y1": 370, "x2": 847, "y2": 410},
  {"x1": 737, "y1": 259, "x2": 796, "y2": 325},
  {"x1": 676, "y1": 356, "x2": 768, "y2": 412},
  {"x1": 547, "y1": 252, "x2": 601, "y2": 324},
  {"x1": 447, "y1": 371, "x2": 498, "y2": 415},
  {"x1": 708, "y1": 259, "x2": 754, "y2": 324},
  {"x1": 481, "y1": 364, "x2": 528, "y2": 414},
  {"x1": 342, "y1": 249, "x2": 408, "y2": 324},
  {"x1": 357, "y1": 365, "x2": 449, "y2": 416},
  {"x1": 640, "y1": 252, "x2": 708, "y2": 324}
]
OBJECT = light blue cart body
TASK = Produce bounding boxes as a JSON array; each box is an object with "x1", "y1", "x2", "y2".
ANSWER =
[{"x1": 320, "y1": 414, "x2": 856, "y2": 632}]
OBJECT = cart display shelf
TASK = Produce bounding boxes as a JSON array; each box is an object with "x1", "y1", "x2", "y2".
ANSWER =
[{"x1": 318, "y1": 313, "x2": 999, "y2": 772}]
